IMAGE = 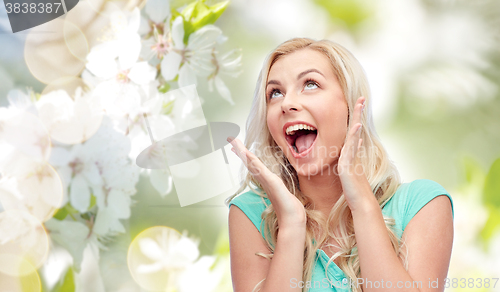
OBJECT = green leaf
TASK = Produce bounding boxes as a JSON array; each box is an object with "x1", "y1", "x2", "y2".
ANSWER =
[
  {"x1": 180, "y1": 0, "x2": 229, "y2": 43},
  {"x1": 183, "y1": 21, "x2": 196, "y2": 44},
  {"x1": 80, "y1": 212, "x2": 92, "y2": 221},
  {"x1": 170, "y1": 0, "x2": 192, "y2": 10},
  {"x1": 312, "y1": 0, "x2": 372, "y2": 30},
  {"x1": 181, "y1": 1, "x2": 198, "y2": 20},
  {"x1": 89, "y1": 194, "x2": 97, "y2": 210},
  {"x1": 159, "y1": 83, "x2": 171, "y2": 93},
  {"x1": 53, "y1": 203, "x2": 80, "y2": 220},
  {"x1": 53, "y1": 207, "x2": 68, "y2": 220},
  {"x1": 192, "y1": 1, "x2": 229, "y2": 30},
  {"x1": 483, "y1": 158, "x2": 500, "y2": 208},
  {"x1": 53, "y1": 267, "x2": 75, "y2": 292},
  {"x1": 479, "y1": 206, "x2": 500, "y2": 250},
  {"x1": 64, "y1": 202, "x2": 79, "y2": 214}
]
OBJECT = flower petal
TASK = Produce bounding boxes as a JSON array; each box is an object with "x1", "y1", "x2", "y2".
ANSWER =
[
  {"x1": 127, "y1": 8, "x2": 141, "y2": 33},
  {"x1": 140, "y1": 38, "x2": 156, "y2": 61},
  {"x1": 83, "y1": 162, "x2": 103, "y2": 186},
  {"x1": 7, "y1": 89, "x2": 32, "y2": 111},
  {"x1": 145, "y1": 0, "x2": 170, "y2": 23},
  {"x1": 86, "y1": 43, "x2": 119, "y2": 79},
  {"x1": 161, "y1": 52, "x2": 182, "y2": 81},
  {"x1": 214, "y1": 76, "x2": 234, "y2": 105},
  {"x1": 216, "y1": 34, "x2": 228, "y2": 44},
  {"x1": 178, "y1": 256, "x2": 224, "y2": 292},
  {"x1": 118, "y1": 33, "x2": 141, "y2": 70},
  {"x1": 139, "y1": 238, "x2": 165, "y2": 260},
  {"x1": 138, "y1": 15, "x2": 150, "y2": 35},
  {"x1": 108, "y1": 189, "x2": 131, "y2": 219},
  {"x1": 178, "y1": 64, "x2": 197, "y2": 87},
  {"x1": 70, "y1": 175, "x2": 90, "y2": 212},
  {"x1": 137, "y1": 262, "x2": 164, "y2": 274},
  {"x1": 167, "y1": 235, "x2": 199, "y2": 267},
  {"x1": 220, "y1": 49, "x2": 242, "y2": 74},
  {"x1": 187, "y1": 25, "x2": 221, "y2": 51},
  {"x1": 93, "y1": 206, "x2": 127, "y2": 235},
  {"x1": 150, "y1": 169, "x2": 172, "y2": 198},
  {"x1": 171, "y1": 16, "x2": 185, "y2": 49},
  {"x1": 129, "y1": 62, "x2": 157, "y2": 85},
  {"x1": 44, "y1": 219, "x2": 89, "y2": 272}
]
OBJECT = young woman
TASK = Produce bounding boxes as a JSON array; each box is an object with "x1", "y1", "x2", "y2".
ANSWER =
[{"x1": 225, "y1": 38, "x2": 454, "y2": 292}]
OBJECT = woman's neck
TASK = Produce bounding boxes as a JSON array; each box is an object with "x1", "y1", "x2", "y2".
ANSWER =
[{"x1": 297, "y1": 167, "x2": 344, "y2": 219}]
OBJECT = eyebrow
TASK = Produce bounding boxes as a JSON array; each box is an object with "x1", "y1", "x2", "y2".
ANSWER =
[
  {"x1": 266, "y1": 68, "x2": 324, "y2": 87},
  {"x1": 297, "y1": 68, "x2": 324, "y2": 79}
]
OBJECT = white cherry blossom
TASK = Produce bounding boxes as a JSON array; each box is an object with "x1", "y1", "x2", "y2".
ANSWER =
[
  {"x1": 85, "y1": 8, "x2": 157, "y2": 120},
  {"x1": 207, "y1": 49, "x2": 242, "y2": 105},
  {"x1": 161, "y1": 16, "x2": 222, "y2": 87},
  {"x1": 136, "y1": 230, "x2": 199, "y2": 274},
  {"x1": 49, "y1": 117, "x2": 139, "y2": 234},
  {"x1": 178, "y1": 256, "x2": 225, "y2": 292}
]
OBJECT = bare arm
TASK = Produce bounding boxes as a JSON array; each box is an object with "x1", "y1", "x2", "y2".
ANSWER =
[
  {"x1": 228, "y1": 136, "x2": 308, "y2": 292},
  {"x1": 337, "y1": 97, "x2": 453, "y2": 291},
  {"x1": 229, "y1": 205, "x2": 306, "y2": 292}
]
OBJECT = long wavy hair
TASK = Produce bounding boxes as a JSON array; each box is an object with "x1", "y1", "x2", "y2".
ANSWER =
[{"x1": 225, "y1": 38, "x2": 408, "y2": 292}]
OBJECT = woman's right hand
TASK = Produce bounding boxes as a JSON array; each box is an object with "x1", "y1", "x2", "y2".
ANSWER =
[{"x1": 228, "y1": 136, "x2": 306, "y2": 228}]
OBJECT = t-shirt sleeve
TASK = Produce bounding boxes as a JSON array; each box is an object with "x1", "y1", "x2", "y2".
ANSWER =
[
  {"x1": 402, "y1": 179, "x2": 454, "y2": 232},
  {"x1": 228, "y1": 190, "x2": 270, "y2": 237}
]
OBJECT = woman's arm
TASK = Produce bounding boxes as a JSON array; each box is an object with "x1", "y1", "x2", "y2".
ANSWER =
[
  {"x1": 229, "y1": 205, "x2": 306, "y2": 292},
  {"x1": 228, "y1": 136, "x2": 308, "y2": 291},
  {"x1": 351, "y1": 193, "x2": 453, "y2": 292},
  {"x1": 338, "y1": 96, "x2": 453, "y2": 291}
]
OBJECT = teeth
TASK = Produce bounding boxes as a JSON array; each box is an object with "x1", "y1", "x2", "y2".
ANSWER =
[{"x1": 285, "y1": 124, "x2": 317, "y2": 135}]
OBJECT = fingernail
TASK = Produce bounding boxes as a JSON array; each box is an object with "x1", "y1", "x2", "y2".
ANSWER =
[{"x1": 227, "y1": 136, "x2": 235, "y2": 143}]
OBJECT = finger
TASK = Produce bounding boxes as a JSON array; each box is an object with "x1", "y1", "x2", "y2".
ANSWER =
[
  {"x1": 228, "y1": 137, "x2": 270, "y2": 180},
  {"x1": 352, "y1": 124, "x2": 362, "y2": 160},
  {"x1": 245, "y1": 150, "x2": 272, "y2": 179},
  {"x1": 346, "y1": 123, "x2": 362, "y2": 160},
  {"x1": 356, "y1": 138, "x2": 363, "y2": 161},
  {"x1": 227, "y1": 137, "x2": 248, "y2": 166},
  {"x1": 353, "y1": 96, "x2": 365, "y2": 127}
]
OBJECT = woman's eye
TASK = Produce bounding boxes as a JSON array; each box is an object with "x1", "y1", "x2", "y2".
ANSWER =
[
  {"x1": 270, "y1": 90, "x2": 283, "y2": 99},
  {"x1": 304, "y1": 81, "x2": 318, "y2": 90}
]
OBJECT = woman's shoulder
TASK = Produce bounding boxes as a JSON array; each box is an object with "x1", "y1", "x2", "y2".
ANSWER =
[
  {"x1": 382, "y1": 179, "x2": 454, "y2": 237},
  {"x1": 228, "y1": 189, "x2": 271, "y2": 234},
  {"x1": 228, "y1": 189, "x2": 270, "y2": 206}
]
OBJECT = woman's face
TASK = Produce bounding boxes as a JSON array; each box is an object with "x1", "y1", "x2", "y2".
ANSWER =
[{"x1": 266, "y1": 48, "x2": 348, "y2": 177}]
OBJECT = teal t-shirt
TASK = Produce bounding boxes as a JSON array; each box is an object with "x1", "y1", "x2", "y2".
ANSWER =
[{"x1": 227, "y1": 179, "x2": 454, "y2": 291}]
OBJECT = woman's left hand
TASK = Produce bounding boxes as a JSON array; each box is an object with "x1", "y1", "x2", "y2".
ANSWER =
[{"x1": 337, "y1": 96, "x2": 375, "y2": 211}]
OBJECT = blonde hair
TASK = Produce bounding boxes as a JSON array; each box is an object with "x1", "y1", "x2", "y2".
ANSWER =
[{"x1": 225, "y1": 38, "x2": 408, "y2": 292}]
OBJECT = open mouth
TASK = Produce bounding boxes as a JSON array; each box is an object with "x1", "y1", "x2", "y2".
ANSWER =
[{"x1": 284, "y1": 124, "x2": 318, "y2": 158}]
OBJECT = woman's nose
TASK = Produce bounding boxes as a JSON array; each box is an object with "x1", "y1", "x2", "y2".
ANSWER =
[{"x1": 281, "y1": 92, "x2": 302, "y2": 114}]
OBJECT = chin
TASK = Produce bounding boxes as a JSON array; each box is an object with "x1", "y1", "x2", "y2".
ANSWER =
[{"x1": 289, "y1": 155, "x2": 338, "y2": 178}]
